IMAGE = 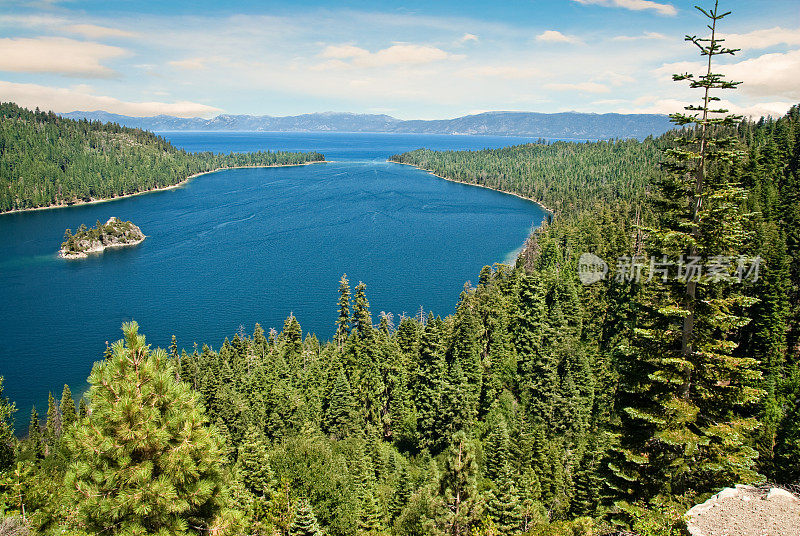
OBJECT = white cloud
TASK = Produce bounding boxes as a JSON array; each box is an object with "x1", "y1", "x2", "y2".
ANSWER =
[
  {"x1": 318, "y1": 43, "x2": 454, "y2": 68},
  {"x1": 545, "y1": 82, "x2": 610, "y2": 93},
  {"x1": 612, "y1": 31, "x2": 667, "y2": 41},
  {"x1": 65, "y1": 24, "x2": 138, "y2": 39},
  {"x1": 458, "y1": 65, "x2": 541, "y2": 79},
  {"x1": 656, "y1": 49, "x2": 800, "y2": 101},
  {"x1": 0, "y1": 80, "x2": 222, "y2": 117},
  {"x1": 722, "y1": 49, "x2": 800, "y2": 100},
  {"x1": 571, "y1": 0, "x2": 677, "y2": 16},
  {"x1": 611, "y1": 95, "x2": 792, "y2": 118},
  {"x1": 0, "y1": 37, "x2": 126, "y2": 77},
  {"x1": 594, "y1": 71, "x2": 636, "y2": 86},
  {"x1": 721, "y1": 27, "x2": 800, "y2": 50},
  {"x1": 536, "y1": 30, "x2": 581, "y2": 44},
  {"x1": 168, "y1": 58, "x2": 208, "y2": 71},
  {"x1": 457, "y1": 33, "x2": 479, "y2": 44}
]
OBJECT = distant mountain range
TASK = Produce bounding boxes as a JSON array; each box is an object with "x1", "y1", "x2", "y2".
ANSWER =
[{"x1": 60, "y1": 110, "x2": 675, "y2": 140}]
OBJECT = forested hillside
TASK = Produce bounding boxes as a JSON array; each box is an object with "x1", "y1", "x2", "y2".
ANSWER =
[
  {"x1": 0, "y1": 102, "x2": 324, "y2": 213},
  {"x1": 391, "y1": 137, "x2": 667, "y2": 214}
]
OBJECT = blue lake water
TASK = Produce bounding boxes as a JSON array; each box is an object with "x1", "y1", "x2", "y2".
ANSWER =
[{"x1": 0, "y1": 132, "x2": 545, "y2": 428}]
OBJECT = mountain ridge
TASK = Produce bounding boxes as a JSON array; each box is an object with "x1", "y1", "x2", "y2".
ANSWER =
[{"x1": 60, "y1": 110, "x2": 675, "y2": 140}]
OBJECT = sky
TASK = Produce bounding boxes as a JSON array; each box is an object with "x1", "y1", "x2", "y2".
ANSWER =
[{"x1": 0, "y1": 0, "x2": 798, "y2": 119}]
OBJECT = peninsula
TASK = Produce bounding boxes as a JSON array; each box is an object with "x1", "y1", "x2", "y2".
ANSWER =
[{"x1": 60, "y1": 217, "x2": 146, "y2": 259}]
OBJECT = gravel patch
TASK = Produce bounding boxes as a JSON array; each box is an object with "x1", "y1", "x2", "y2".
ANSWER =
[{"x1": 685, "y1": 485, "x2": 800, "y2": 536}]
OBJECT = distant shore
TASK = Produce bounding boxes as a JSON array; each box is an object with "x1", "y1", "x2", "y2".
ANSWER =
[
  {"x1": 0, "y1": 160, "x2": 327, "y2": 215},
  {"x1": 388, "y1": 160, "x2": 555, "y2": 214}
]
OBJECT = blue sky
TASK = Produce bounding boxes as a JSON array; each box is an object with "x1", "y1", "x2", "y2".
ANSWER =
[{"x1": 0, "y1": 0, "x2": 797, "y2": 119}]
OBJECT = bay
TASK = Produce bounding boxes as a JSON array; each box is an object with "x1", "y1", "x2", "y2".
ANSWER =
[{"x1": 0, "y1": 132, "x2": 545, "y2": 428}]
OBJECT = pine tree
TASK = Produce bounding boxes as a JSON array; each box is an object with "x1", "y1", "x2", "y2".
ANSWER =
[
  {"x1": 27, "y1": 407, "x2": 43, "y2": 460},
  {"x1": 610, "y1": 1, "x2": 763, "y2": 507},
  {"x1": 358, "y1": 487, "x2": 383, "y2": 535},
  {"x1": 60, "y1": 384, "x2": 77, "y2": 430},
  {"x1": 451, "y1": 297, "x2": 482, "y2": 418},
  {"x1": 353, "y1": 281, "x2": 374, "y2": 341},
  {"x1": 484, "y1": 414, "x2": 510, "y2": 483},
  {"x1": 170, "y1": 334, "x2": 180, "y2": 380},
  {"x1": 78, "y1": 398, "x2": 87, "y2": 419},
  {"x1": 437, "y1": 430, "x2": 478, "y2": 536},
  {"x1": 486, "y1": 464, "x2": 523, "y2": 535},
  {"x1": 513, "y1": 273, "x2": 553, "y2": 424},
  {"x1": 415, "y1": 314, "x2": 446, "y2": 451},
  {"x1": 283, "y1": 314, "x2": 304, "y2": 365},
  {"x1": 439, "y1": 359, "x2": 471, "y2": 439},
  {"x1": 336, "y1": 274, "x2": 352, "y2": 349},
  {"x1": 238, "y1": 423, "x2": 273, "y2": 497},
  {"x1": 325, "y1": 367, "x2": 358, "y2": 439},
  {"x1": 0, "y1": 377, "x2": 15, "y2": 470},
  {"x1": 288, "y1": 498, "x2": 322, "y2": 536},
  {"x1": 389, "y1": 464, "x2": 411, "y2": 521},
  {"x1": 45, "y1": 391, "x2": 60, "y2": 443},
  {"x1": 63, "y1": 322, "x2": 231, "y2": 535}
]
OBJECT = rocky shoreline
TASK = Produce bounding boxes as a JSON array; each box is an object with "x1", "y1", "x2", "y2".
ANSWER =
[{"x1": 60, "y1": 217, "x2": 146, "y2": 259}]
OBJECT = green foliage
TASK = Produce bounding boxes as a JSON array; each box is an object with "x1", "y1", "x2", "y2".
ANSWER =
[
  {"x1": 390, "y1": 138, "x2": 664, "y2": 214},
  {"x1": 0, "y1": 102, "x2": 324, "y2": 212},
  {"x1": 526, "y1": 517, "x2": 594, "y2": 536},
  {"x1": 59, "y1": 385, "x2": 77, "y2": 432},
  {"x1": 0, "y1": 378, "x2": 15, "y2": 471},
  {"x1": 325, "y1": 367, "x2": 359, "y2": 440},
  {"x1": 62, "y1": 322, "x2": 231, "y2": 535},
  {"x1": 609, "y1": 2, "x2": 764, "y2": 509},
  {"x1": 624, "y1": 499, "x2": 690, "y2": 536},
  {"x1": 26, "y1": 409, "x2": 42, "y2": 461},
  {"x1": 289, "y1": 498, "x2": 323, "y2": 536},
  {"x1": 60, "y1": 217, "x2": 143, "y2": 255}
]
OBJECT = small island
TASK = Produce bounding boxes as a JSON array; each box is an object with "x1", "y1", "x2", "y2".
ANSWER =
[{"x1": 60, "y1": 217, "x2": 146, "y2": 259}]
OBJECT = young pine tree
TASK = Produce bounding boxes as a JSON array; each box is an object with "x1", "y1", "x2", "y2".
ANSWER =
[
  {"x1": 289, "y1": 498, "x2": 323, "y2": 536},
  {"x1": 324, "y1": 367, "x2": 359, "y2": 440},
  {"x1": 353, "y1": 281, "x2": 374, "y2": 341},
  {"x1": 59, "y1": 384, "x2": 77, "y2": 431},
  {"x1": 0, "y1": 377, "x2": 15, "y2": 470},
  {"x1": 27, "y1": 406, "x2": 43, "y2": 460},
  {"x1": 437, "y1": 431, "x2": 479, "y2": 536},
  {"x1": 238, "y1": 423, "x2": 273, "y2": 498},
  {"x1": 63, "y1": 322, "x2": 231, "y2": 535},
  {"x1": 336, "y1": 274, "x2": 352, "y2": 349},
  {"x1": 45, "y1": 391, "x2": 60, "y2": 444}
]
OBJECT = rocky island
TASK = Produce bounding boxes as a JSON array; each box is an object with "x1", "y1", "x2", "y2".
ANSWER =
[{"x1": 60, "y1": 217, "x2": 145, "y2": 259}]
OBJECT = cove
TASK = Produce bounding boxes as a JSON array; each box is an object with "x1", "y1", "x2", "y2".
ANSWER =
[{"x1": 0, "y1": 132, "x2": 545, "y2": 427}]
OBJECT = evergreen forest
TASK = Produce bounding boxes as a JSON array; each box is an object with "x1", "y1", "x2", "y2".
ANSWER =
[{"x1": 0, "y1": 102, "x2": 325, "y2": 213}]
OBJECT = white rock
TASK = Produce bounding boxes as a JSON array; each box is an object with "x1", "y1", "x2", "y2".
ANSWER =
[{"x1": 767, "y1": 488, "x2": 799, "y2": 503}]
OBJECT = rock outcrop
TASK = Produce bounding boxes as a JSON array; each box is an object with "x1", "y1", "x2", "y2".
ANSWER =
[{"x1": 60, "y1": 217, "x2": 145, "y2": 259}]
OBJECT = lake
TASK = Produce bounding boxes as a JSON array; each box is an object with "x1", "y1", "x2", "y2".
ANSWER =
[{"x1": 0, "y1": 132, "x2": 545, "y2": 428}]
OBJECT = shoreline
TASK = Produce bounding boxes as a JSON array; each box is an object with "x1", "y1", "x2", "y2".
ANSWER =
[
  {"x1": 1, "y1": 160, "x2": 327, "y2": 215},
  {"x1": 387, "y1": 160, "x2": 555, "y2": 214},
  {"x1": 60, "y1": 236, "x2": 147, "y2": 259}
]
